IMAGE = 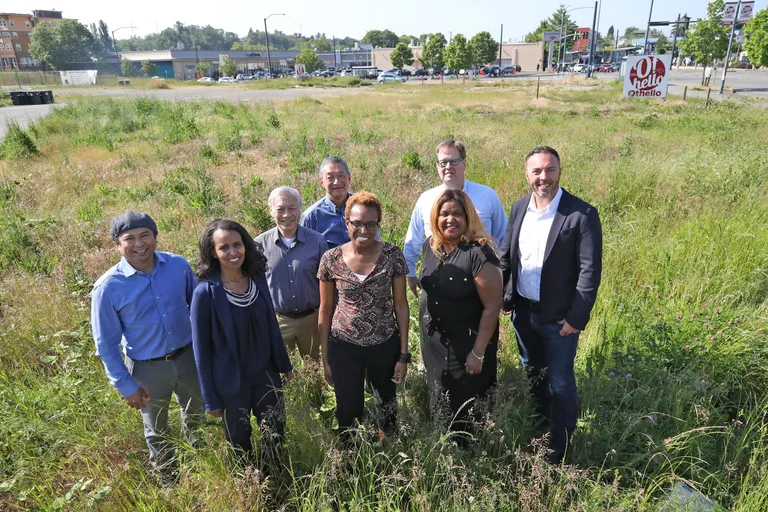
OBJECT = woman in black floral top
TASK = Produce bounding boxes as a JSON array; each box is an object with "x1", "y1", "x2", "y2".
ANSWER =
[{"x1": 317, "y1": 191, "x2": 410, "y2": 441}]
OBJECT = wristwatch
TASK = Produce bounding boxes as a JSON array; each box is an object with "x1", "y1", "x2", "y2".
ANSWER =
[{"x1": 398, "y1": 352, "x2": 412, "y2": 364}]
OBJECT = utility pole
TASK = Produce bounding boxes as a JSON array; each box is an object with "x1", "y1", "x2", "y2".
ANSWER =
[
  {"x1": 720, "y1": 0, "x2": 741, "y2": 94},
  {"x1": 587, "y1": 1, "x2": 598, "y2": 78},
  {"x1": 264, "y1": 13, "x2": 285, "y2": 79},
  {"x1": 671, "y1": 14, "x2": 680, "y2": 69},
  {"x1": 643, "y1": 0, "x2": 655, "y2": 54},
  {"x1": 498, "y1": 24, "x2": 503, "y2": 69}
]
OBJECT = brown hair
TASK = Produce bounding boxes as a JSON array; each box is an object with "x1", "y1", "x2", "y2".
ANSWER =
[
  {"x1": 436, "y1": 139, "x2": 467, "y2": 160},
  {"x1": 429, "y1": 189, "x2": 492, "y2": 258},
  {"x1": 525, "y1": 146, "x2": 561, "y2": 167},
  {"x1": 345, "y1": 191, "x2": 382, "y2": 222}
]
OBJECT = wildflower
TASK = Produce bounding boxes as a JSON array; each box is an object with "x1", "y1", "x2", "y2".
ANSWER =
[
  {"x1": 676, "y1": 315, "x2": 682, "y2": 320},
  {"x1": 706, "y1": 315, "x2": 710, "y2": 321},
  {"x1": 717, "y1": 330, "x2": 723, "y2": 336},
  {"x1": 636, "y1": 387, "x2": 641, "y2": 392},
  {"x1": 632, "y1": 306, "x2": 637, "y2": 311},
  {"x1": 664, "y1": 438, "x2": 673, "y2": 446},
  {"x1": 625, "y1": 373, "x2": 632, "y2": 379},
  {"x1": 714, "y1": 308, "x2": 720, "y2": 314},
  {"x1": 703, "y1": 323, "x2": 708, "y2": 328},
  {"x1": 669, "y1": 294, "x2": 673, "y2": 299},
  {"x1": 656, "y1": 307, "x2": 661, "y2": 312},
  {"x1": 711, "y1": 335, "x2": 716, "y2": 341},
  {"x1": 609, "y1": 372, "x2": 615, "y2": 378},
  {"x1": 727, "y1": 321, "x2": 733, "y2": 327},
  {"x1": 694, "y1": 337, "x2": 700, "y2": 342},
  {"x1": 656, "y1": 293, "x2": 661, "y2": 299},
  {"x1": 735, "y1": 318, "x2": 741, "y2": 324},
  {"x1": 691, "y1": 314, "x2": 696, "y2": 319},
  {"x1": 685, "y1": 344, "x2": 691, "y2": 350}
]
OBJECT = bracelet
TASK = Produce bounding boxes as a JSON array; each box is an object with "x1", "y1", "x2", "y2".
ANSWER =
[
  {"x1": 471, "y1": 349, "x2": 485, "y2": 362},
  {"x1": 398, "y1": 352, "x2": 412, "y2": 364}
]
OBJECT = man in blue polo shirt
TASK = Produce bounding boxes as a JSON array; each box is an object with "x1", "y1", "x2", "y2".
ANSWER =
[
  {"x1": 300, "y1": 155, "x2": 353, "y2": 249},
  {"x1": 91, "y1": 211, "x2": 202, "y2": 485}
]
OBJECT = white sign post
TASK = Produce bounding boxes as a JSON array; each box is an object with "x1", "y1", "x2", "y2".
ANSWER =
[
  {"x1": 542, "y1": 31, "x2": 561, "y2": 72},
  {"x1": 622, "y1": 54, "x2": 673, "y2": 98},
  {"x1": 59, "y1": 70, "x2": 98, "y2": 86}
]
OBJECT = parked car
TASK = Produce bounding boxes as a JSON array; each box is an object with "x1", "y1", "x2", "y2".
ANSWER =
[
  {"x1": 599, "y1": 63, "x2": 616, "y2": 72},
  {"x1": 413, "y1": 68, "x2": 427, "y2": 77},
  {"x1": 377, "y1": 73, "x2": 405, "y2": 83},
  {"x1": 236, "y1": 74, "x2": 253, "y2": 80},
  {"x1": 218, "y1": 76, "x2": 238, "y2": 83},
  {"x1": 150, "y1": 76, "x2": 165, "y2": 80},
  {"x1": 572, "y1": 63, "x2": 586, "y2": 73},
  {"x1": 197, "y1": 77, "x2": 215, "y2": 83},
  {"x1": 400, "y1": 69, "x2": 412, "y2": 77}
]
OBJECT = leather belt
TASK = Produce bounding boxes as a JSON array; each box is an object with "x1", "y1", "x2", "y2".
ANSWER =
[
  {"x1": 278, "y1": 308, "x2": 317, "y2": 319},
  {"x1": 517, "y1": 297, "x2": 541, "y2": 312},
  {"x1": 143, "y1": 343, "x2": 190, "y2": 362}
]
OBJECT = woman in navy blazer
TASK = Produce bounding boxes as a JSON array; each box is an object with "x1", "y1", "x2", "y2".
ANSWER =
[{"x1": 191, "y1": 219, "x2": 292, "y2": 467}]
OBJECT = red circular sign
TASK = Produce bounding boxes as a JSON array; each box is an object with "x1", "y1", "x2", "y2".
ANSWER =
[{"x1": 628, "y1": 56, "x2": 667, "y2": 92}]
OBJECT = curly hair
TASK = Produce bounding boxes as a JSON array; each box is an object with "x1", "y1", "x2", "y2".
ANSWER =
[
  {"x1": 344, "y1": 191, "x2": 382, "y2": 222},
  {"x1": 196, "y1": 219, "x2": 267, "y2": 281},
  {"x1": 429, "y1": 189, "x2": 492, "y2": 259}
]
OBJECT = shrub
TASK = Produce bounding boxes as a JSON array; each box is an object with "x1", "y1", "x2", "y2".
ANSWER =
[
  {"x1": 151, "y1": 81, "x2": 169, "y2": 89},
  {"x1": 402, "y1": 149, "x2": 423, "y2": 170},
  {"x1": 76, "y1": 198, "x2": 103, "y2": 222},
  {"x1": 163, "y1": 166, "x2": 224, "y2": 214},
  {"x1": 240, "y1": 177, "x2": 273, "y2": 233},
  {"x1": 1, "y1": 123, "x2": 39, "y2": 160},
  {"x1": 265, "y1": 111, "x2": 281, "y2": 128}
]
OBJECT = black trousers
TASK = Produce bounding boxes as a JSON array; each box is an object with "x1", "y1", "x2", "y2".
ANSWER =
[
  {"x1": 220, "y1": 365, "x2": 285, "y2": 464},
  {"x1": 328, "y1": 332, "x2": 400, "y2": 436}
]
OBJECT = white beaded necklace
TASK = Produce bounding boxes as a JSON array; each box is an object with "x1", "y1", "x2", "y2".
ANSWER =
[{"x1": 224, "y1": 278, "x2": 259, "y2": 308}]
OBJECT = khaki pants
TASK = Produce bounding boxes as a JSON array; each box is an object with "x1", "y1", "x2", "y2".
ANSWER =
[{"x1": 276, "y1": 310, "x2": 320, "y2": 361}]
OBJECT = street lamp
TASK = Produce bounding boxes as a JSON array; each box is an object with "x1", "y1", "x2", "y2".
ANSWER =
[
  {"x1": 559, "y1": 6, "x2": 592, "y2": 72},
  {"x1": 295, "y1": 22, "x2": 308, "y2": 40},
  {"x1": 111, "y1": 26, "x2": 137, "y2": 76},
  {"x1": 264, "y1": 13, "x2": 285, "y2": 78}
]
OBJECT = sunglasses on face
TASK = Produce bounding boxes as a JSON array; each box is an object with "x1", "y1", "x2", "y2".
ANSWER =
[{"x1": 347, "y1": 220, "x2": 379, "y2": 231}]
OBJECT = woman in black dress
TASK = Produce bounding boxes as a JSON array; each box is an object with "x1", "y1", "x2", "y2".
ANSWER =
[{"x1": 419, "y1": 189, "x2": 503, "y2": 437}]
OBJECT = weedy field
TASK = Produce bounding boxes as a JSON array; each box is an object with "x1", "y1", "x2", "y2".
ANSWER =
[{"x1": 0, "y1": 80, "x2": 767, "y2": 511}]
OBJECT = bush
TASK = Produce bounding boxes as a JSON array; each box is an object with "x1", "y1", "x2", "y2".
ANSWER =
[
  {"x1": 1, "y1": 123, "x2": 39, "y2": 160},
  {"x1": 265, "y1": 111, "x2": 281, "y2": 128},
  {"x1": 163, "y1": 166, "x2": 224, "y2": 214},
  {"x1": 401, "y1": 149, "x2": 423, "y2": 170}
]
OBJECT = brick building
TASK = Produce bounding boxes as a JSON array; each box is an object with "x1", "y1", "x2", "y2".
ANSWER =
[{"x1": 0, "y1": 9, "x2": 64, "y2": 70}]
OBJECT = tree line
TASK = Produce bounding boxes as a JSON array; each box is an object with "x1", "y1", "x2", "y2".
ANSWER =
[{"x1": 23, "y1": 5, "x2": 768, "y2": 72}]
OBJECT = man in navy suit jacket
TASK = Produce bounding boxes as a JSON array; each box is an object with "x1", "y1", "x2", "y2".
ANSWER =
[{"x1": 500, "y1": 146, "x2": 603, "y2": 464}]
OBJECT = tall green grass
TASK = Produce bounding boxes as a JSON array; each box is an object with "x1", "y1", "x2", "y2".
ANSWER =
[{"x1": 0, "y1": 83, "x2": 766, "y2": 510}]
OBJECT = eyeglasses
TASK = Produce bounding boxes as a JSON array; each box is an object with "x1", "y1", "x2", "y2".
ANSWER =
[
  {"x1": 347, "y1": 220, "x2": 379, "y2": 231},
  {"x1": 437, "y1": 158, "x2": 464, "y2": 169}
]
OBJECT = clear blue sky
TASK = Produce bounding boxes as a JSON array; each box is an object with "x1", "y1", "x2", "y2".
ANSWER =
[{"x1": 12, "y1": 0, "x2": 768, "y2": 42}]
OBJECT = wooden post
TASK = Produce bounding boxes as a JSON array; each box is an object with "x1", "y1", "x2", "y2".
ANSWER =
[
  {"x1": 536, "y1": 76, "x2": 540, "y2": 99},
  {"x1": 683, "y1": 86, "x2": 688, "y2": 101},
  {"x1": 706, "y1": 88, "x2": 712, "y2": 108}
]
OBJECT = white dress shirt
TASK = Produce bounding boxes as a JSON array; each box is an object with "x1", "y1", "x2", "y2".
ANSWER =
[
  {"x1": 517, "y1": 187, "x2": 563, "y2": 302},
  {"x1": 403, "y1": 180, "x2": 508, "y2": 277}
]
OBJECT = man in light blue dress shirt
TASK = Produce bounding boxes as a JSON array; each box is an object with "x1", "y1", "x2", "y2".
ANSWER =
[
  {"x1": 300, "y1": 155, "x2": 353, "y2": 249},
  {"x1": 91, "y1": 211, "x2": 202, "y2": 485}
]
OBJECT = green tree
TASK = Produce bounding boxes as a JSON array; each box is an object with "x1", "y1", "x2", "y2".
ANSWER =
[
  {"x1": 444, "y1": 34, "x2": 473, "y2": 72},
  {"x1": 681, "y1": 0, "x2": 730, "y2": 66},
  {"x1": 655, "y1": 33, "x2": 670, "y2": 54},
  {"x1": 29, "y1": 19, "x2": 96, "y2": 70},
  {"x1": 313, "y1": 37, "x2": 333, "y2": 52},
  {"x1": 421, "y1": 34, "x2": 446, "y2": 69},
  {"x1": 141, "y1": 60, "x2": 156, "y2": 76},
  {"x1": 295, "y1": 46, "x2": 324, "y2": 72},
  {"x1": 622, "y1": 26, "x2": 641, "y2": 42},
  {"x1": 390, "y1": 42, "x2": 414, "y2": 70},
  {"x1": 469, "y1": 31, "x2": 499, "y2": 67},
  {"x1": 399, "y1": 34, "x2": 417, "y2": 45},
  {"x1": 220, "y1": 55, "x2": 237, "y2": 76},
  {"x1": 120, "y1": 59, "x2": 135, "y2": 76},
  {"x1": 361, "y1": 29, "x2": 399, "y2": 48},
  {"x1": 606, "y1": 25, "x2": 615, "y2": 43},
  {"x1": 525, "y1": 5, "x2": 578, "y2": 65},
  {"x1": 197, "y1": 61, "x2": 211, "y2": 76},
  {"x1": 744, "y1": 6, "x2": 768, "y2": 68}
]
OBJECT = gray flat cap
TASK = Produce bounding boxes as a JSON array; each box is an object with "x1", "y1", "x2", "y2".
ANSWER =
[{"x1": 110, "y1": 211, "x2": 158, "y2": 241}]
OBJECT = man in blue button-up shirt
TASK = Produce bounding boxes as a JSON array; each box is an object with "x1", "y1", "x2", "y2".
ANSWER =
[
  {"x1": 91, "y1": 211, "x2": 202, "y2": 484},
  {"x1": 301, "y1": 155, "x2": 353, "y2": 249}
]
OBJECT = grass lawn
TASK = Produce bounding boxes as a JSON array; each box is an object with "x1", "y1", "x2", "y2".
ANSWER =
[{"x1": 0, "y1": 79, "x2": 767, "y2": 511}]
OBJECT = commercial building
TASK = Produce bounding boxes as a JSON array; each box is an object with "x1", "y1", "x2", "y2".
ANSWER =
[
  {"x1": 372, "y1": 42, "x2": 543, "y2": 72},
  {"x1": 0, "y1": 9, "x2": 64, "y2": 70},
  {"x1": 573, "y1": 28, "x2": 591, "y2": 52}
]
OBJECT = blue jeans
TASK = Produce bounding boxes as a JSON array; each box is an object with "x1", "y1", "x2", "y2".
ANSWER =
[{"x1": 512, "y1": 307, "x2": 579, "y2": 454}]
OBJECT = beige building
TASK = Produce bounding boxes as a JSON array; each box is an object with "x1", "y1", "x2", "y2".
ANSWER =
[
  {"x1": 0, "y1": 9, "x2": 65, "y2": 69},
  {"x1": 372, "y1": 42, "x2": 543, "y2": 72}
]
